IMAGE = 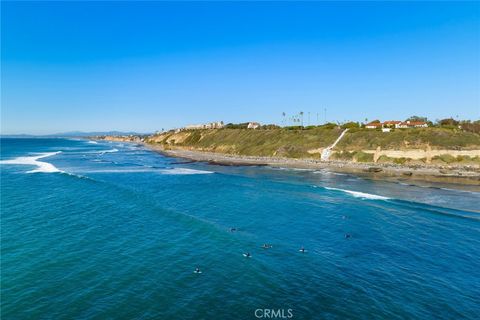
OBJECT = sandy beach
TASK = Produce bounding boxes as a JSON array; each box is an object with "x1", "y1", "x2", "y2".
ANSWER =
[{"x1": 142, "y1": 144, "x2": 480, "y2": 190}]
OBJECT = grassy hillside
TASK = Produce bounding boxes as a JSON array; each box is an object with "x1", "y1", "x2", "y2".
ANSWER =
[
  {"x1": 147, "y1": 127, "x2": 343, "y2": 158},
  {"x1": 146, "y1": 127, "x2": 480, "y2": 162},
  {"x1": 336, "y1": 128, "x2": 480, "y2": 150}
]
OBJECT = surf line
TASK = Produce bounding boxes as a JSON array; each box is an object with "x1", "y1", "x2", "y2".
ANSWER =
[{"x1": 0, "y1": 152, "x2": 62, "y2": 173}]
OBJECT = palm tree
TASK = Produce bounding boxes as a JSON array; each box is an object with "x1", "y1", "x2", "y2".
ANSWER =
[{"x1": 282, "y1": 112, "x2": 286, "y2": 126}]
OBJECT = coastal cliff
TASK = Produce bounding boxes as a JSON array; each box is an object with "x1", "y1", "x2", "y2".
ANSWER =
[
  {"x1": 143, "y1": 128, "x2": 480, "y2": 167},
  {"x1": 96, "y1": 127, "x2": 480, "y2": 186}
]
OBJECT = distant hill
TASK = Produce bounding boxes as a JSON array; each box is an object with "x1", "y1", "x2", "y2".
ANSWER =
[
  {"x1": 1, "y1": 131, "x2": 151, "y2": 138},
  {"x1": 49, "y1": 131, "x2": 151, "y2": 137}
]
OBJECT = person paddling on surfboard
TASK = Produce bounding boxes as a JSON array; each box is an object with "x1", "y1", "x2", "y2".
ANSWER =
[
  {"x1": 299, "y1": 247, "x2": 306, "y2": 253},
  {"x1": 243, "y1": 252, "x2": 251, "y2": 258}
]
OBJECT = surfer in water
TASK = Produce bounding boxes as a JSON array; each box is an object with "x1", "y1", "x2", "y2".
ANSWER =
[
  {"x1": 244, "y1": 252, "x2": 251, "y2": 258},
  {"x1": 345, "y1": 233, "x2": 351, "y2": 239},
  {"x1": 230, "y1": 227, "x2": 237, "y2": 232},
  {"x1": 299, "y1": 247, "x2": 306, "y2": 253},
  {"x1": 262, "y1": 244, "x2": 272, "y2": 249},
  {"x1": 194, "y1": 267, "x2": 201, "y2": 274}
]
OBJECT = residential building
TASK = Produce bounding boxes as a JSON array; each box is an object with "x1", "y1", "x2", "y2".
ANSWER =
[
  {"x1": 185, "y1": 121, "x2": 224, "y2": 130},
  {"x1": 247, "y1": 122, "x2": 261, "y2": 129},
  {"x1": 396, "y1": 121, "x2": 428, "y2": 128},
  {"x1": 365, "y1": 122, "x2": 382, "y2": 129},
  {"x1": 366, "y1": 120, "x2": 428, "y2": 129},
  {"x1": 383, "y1": 120, "x2": 402, "y2": 128}
]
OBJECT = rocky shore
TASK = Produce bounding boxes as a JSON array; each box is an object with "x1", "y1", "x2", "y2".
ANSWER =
[{"x1": 145, "y1": 145, "x2": 480, "y2": 189}]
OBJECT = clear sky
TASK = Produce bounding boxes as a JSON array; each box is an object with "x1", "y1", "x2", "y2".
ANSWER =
[{"x1": 1, "y1": 1, "x2": 479, "y2": 134}]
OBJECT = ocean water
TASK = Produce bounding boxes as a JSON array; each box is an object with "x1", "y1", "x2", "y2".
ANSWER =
[{"x1": 1, "y1": 138, "x2": 479, "y2": 320}]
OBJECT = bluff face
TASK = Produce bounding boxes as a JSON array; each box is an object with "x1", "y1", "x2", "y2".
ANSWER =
[{"x1": 144, "y1": 128, "x2": 480, "y2": 167}]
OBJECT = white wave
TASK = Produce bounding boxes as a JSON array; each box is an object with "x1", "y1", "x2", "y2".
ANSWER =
[
  {"x1": 100, "y1": 148, "x2": 118, "y2": 154},
  {"x1": 87, "y1": 140, "x2": 98, "y2": 144},
  {"x1": 0, "y1": 152, "x2": 62, "y2": 173},
  {"x1": 78, "y1": 148, "x2": 120, "y2": 155},
  {"x1": 274, "y1": 167, "x2": 313, "y2": 172},
  {"x1": 440, "y1": 187, "x2": 480, "y2": 194},
  {"x1": 81, "y1": 168, "x2": 153, "y2": 173},
  {"x1": 314, "y1": 170, "x2": 347, "y2": 176},
  {"x1": 62, "y1": 171, "x2": 95, "y2": 181},
  {"x1": 324, "y1": 187, "x2": 390, "y2": 200},
  {"x1": 159, "y1": 168, "x2": 213, "y2": 175},
  {"x1": 78, "y1": 167, "x2": 213, "y2": 175}
]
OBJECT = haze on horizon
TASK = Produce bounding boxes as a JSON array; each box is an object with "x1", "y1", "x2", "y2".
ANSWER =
[{"x1": 1, "y1": 1, "x2": 479, "y2": 135}]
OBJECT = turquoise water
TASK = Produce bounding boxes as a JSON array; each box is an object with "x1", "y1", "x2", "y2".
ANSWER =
[{"x1": 1, "y1": 138, "x2": 479, "y2": 319}]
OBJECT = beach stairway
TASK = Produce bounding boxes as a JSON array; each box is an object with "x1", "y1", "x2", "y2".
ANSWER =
[{"x1": 321, "y1": 129, "x2": 349, "y2": 161}]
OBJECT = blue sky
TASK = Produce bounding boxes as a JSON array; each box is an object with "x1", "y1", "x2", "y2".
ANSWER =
[{"x1": 2, "y1": 1, "x2": 479, "y2": 134}]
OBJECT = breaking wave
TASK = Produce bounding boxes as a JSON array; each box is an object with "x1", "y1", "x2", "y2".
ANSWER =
[
  {"x1": 99, "y1": 148, "x2": 119, "y2": 154},
  {"x1": 159, "y1": 168, "x2": 213, "y2": 175},
  {"x1": 77, "y1": 167, "x2": 214, "y2": 175},
  {"x1": 324, "y1": 187, "x2": 390, "y2": 200},
  {"x1": 0, "y1": 152, "x2": 62, "y2": 173}
]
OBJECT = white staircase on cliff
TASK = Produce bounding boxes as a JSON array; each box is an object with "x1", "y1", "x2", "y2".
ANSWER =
[{"x1": 321, "y1": 129, "x2": 349, "y2": 161}]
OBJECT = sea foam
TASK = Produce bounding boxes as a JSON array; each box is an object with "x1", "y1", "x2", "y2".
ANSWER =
[
  {"x1": 324, "y1": 187, "x2": 390, "y2": 200},
  {"x1": 79, "y1": 167, "x2": 213, "y2": 175},
  {"x1": 0, "y1": 152, "x2": 62, "y2": 173},
  {"x1": 159, "y1": 168, "x2": 214, "y2": 175},
  {"x1": 99, "y1": 148, "x2": 119, "y2": 154}
]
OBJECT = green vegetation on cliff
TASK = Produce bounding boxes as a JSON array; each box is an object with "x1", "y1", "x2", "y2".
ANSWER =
[
  {"x1": 336, "y1": 128, "x2": 480, "y2": 150},
  {"x1": 146, "y1": 127, "x2": 480, "y2": 162},
  {"x1": 148, "y1": 127, "x2": 343, "y2": 158}
]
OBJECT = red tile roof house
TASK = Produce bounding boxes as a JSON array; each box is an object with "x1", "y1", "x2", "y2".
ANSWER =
[
  {"x1": 365, "y1": 120, "x2": 428, "y2": 129},
  {"x1": 365, "y1": 122, "x2": 382, "y2": 129},
  {"x1": 383, "y1": 120, "x2": 402, "y2": 128}
]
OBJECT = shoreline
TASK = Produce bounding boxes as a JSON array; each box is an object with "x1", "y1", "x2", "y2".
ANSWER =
[{"x1": 142, "y1": 143, "x2": 480, "y2": 190}]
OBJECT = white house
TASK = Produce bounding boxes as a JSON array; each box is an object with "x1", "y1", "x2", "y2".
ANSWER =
[
  {"x1": 366, "y1": 120, "x2": 428, "y2": 129},
  {"x1": 396, "y1": 121, "x2": 428, "y2": 129},
  {"x1": 185, "y1": 121, "x2": 224, "y2": 130},
  {"x1": 247, "y1": 122, "x2": 261, "y2": 129}
]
